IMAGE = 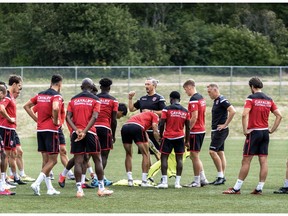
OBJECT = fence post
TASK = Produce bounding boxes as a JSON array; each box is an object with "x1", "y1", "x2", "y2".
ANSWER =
[
  {"x1": 179, "y1": 66, "x2": 182, "y2": 92},
  {"x1": 21, "y1": 67, "x2": 24, "y2": 80},
  {"x1": 230, "y1": 66, "x2": 233, "y2": 99},
  {"x1": 75, "y1": 66, "x2": 78, "y2": 94},
  {"x1": 128, "y1": 67, "x2": 131, "y2": 92},
  {"x1": 279, "y1": 66, "x2": 282, "y2": 98}
]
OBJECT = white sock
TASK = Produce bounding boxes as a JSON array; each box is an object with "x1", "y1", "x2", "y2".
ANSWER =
[
  {"x1": 233, "y1": 179, "x2": 244, "y2": 190},
  {"x1": 76, "y1": 182, "x2": 82, "y2": 192},
  {"x1": 19, "y1": 170, "x2": 25, "y2": 177},
  {"x1": 142, "y1": 173, "x2": 148, "y2": 182},
  {"x1": 0, "y1": 180, "x2": 4, "y2": 191},
  {"x1": 127, "y1": 172, "x2": 133, "y2": 180},
  {"x1": 194, "y1": 176, "x2": 200, "y2": 184},
  {"x1": 62, "y1": 168, "x2": 69, "y2": 177},
  {"x1": 49, "y1": 170, "x2": 53, "y2": 176},
  {"x1": 45, "y1": 176, "x2": 54, "y2": 190},
  {"x1": 200, "y1": 170, "x2": 207, "y2": 181},
  {"x1": 9, "y1": 167, "x2": 13, "y2": 176},
  {"x1": 175, "y1": 176, "x2": 181, "y2": 185},
  {"x1": 162, "y1": 175, "x2": 168, "y2": 184},
  {"x1": 87, "y1": 167, "x2": 93, "y2": 174},
  {"x1": 1, "y1": 172, "x2": 5, "y2": 182},
  {"x1": 67, "y1": 170, "x2": 74, "y2": 176},
  {"x1": 35, "y1": 172, "x2": 46, "y2": 185},
  {"x1": 217, "y1": 172, "x2": 224, "y2": 178},
  {"x1": 13, "y1": 172, "x2": 19, "y2": 180},
  {"x1": 81, "y1": 174, "x2": 86, "y2": 184},
  {"x1": 284, "y1": 179, "x2": 288, "y2": 188},
  {"x1": 98, "y1": 179, "x2": 104, "y2": 191},
  {"x1": 256, "y1": 182, "x2": 265, "y2": 191}
]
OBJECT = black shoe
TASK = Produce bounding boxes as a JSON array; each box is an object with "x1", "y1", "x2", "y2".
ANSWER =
[
  {"x1": 81, "y1": 183, "x2": 96, "y2": 189},
  {"x1": 273, "y1": 187, "x2": 288, "y2": 194},
  {"x1": 85, "y1": 177, "x2": 90, "y2": 182},
  {"x1": 14, "y1": 178, "x2": 27, "y2": 185},
  {"x1": 211, "y1": 177, "x2": 226, "y2": 185}
]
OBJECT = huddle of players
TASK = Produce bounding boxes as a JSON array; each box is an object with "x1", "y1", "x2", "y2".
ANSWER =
[{"x1": 125, "y1": 77, "x2": 285, "y2": 195}]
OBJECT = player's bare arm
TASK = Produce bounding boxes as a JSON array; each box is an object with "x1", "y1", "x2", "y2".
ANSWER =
[
  {"x1": 158, "y1": 118, "x2": 166, "y2": 139},
  {"x1": 152, "y1": 122, "x2": 160, "y2": 142},
  {"x1": 185, "y1": 119, "x2": 190, "y2": 147},
  {"x1": 269, "y1": 109, "x2": 282, "y2": 134},
  {"x1": 128, "y1": 91, "x2": 137, "y2": 112},
  {"x1": 23, "y1": 100, "x2": 37, "y2": 123},
  {"x1": 217, "y1": 105, "x2": 236, "y2": 131},
  {"x1": 242, "y1": 107, "x2": 251, "y2": 135},
  {"x1": 190, "y1": 110, "x2": 198, "y2": 129},
  {"x1": 52, "y1": 100, "x2": 60, "y2": 126},
  {"x1": 0, "y1": 104, "x2": 15, "y2": 123}
]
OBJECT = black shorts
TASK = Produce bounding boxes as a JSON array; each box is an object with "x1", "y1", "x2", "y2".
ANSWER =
[
  {"x1": 0, "y1": 128, "x2": 16, "y2": 150},
  {"x1": 209, "y1": 128, "x2": 229, "y2": 152},
  {"x1": 58, "y1": 128, "x2": 66, "y2": 145},
  {"x1": 96, "y1": 126, "x2": 113, "y2": 151},
  {"x1": 243, "y1": 129, "x2": 269, "y2": 156},
  {"x1": 37, "y1": 131, "x2": 60, "y2": 154},
  {"x1": 188, "y1": 133, "x2": 205, "y2": 152},
  {"x1": 70, "y1": 132, "x2": 101, "y2": 154},
  {"x1": 121, "y1": 124, "x2": 147, "y2": 145},
  {"x1": 15, "y1": 131, "x2": 21, "y2": 146},
  {"x1": 160, "y1": 137, "x2": 185, "y2": 155}
]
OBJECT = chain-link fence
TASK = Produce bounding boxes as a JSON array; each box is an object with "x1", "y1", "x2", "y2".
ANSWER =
[{"x1": 1, "y1": 66, "x2": 287, "y2": 138}]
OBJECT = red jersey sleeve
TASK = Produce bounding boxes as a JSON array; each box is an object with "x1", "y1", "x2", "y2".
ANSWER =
[
  {"x1": 152, "y1": 113, "x2": 159, "y2": 124},
  {"x1": 113, "y1": 100, "x2": 119, "y2": 112},
  {"x1": 30, "y1": 95, "x2": 38, "y2": 105},
  {"x1": 1, "y1": 97, "x2": 10, "y2": 108},
  {"x1": 161, "y1": 109, "x2": 167, "y2": 119},
  {"x1": 186, "y1": 112, "x2": 191, "y2": 120},
  {"x1": 67, "y1": 102, "x2": 72, "y2": 112},
  {"x1": 188, "y1": 101, "x2": 199, "y2": 112},
  {"x1": 270, "y1": 101, "x2": 278, "y2": 112},
  {"x1": 244, "y1": 98, "x2": 253, "y2": 109},
  {"x1": 93, "y1": 100, "x2": 101, "y2": 113}
]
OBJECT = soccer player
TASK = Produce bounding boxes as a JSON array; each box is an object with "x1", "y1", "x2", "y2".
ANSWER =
[
  {"x1": 207, "y1": 83, "x2": 236, "y2": 185},
  {"x1": 274, "y1": 160, "x2": 288, "y2": 194},
  {"x1": 121, "y1": 109, "x2": 160, "y2": 187},
  {"x1": 155, "y1": 91, "x2": 190, "y2": 189},
  {"x1": 223, "y1": 77, "x2": 282, "y2": 195},
  {"x1": 0, "y1": 84, "x2": 15, "y2": 195},
  {"x1": 23, "y1": 74, "x2": 63, "y2": 196},
  {"x1": 183, "y1": 79, "x2": 209, "y2": 187},
  {"x1": 0, "y1": 75, "x2": 26, "y2": 186},
  {"x1": 93, "y1": 78, "x2": 119, "y2": 187},
  {"x1": 128, "y1": 77, "x2": 165, "y2": 160},
  {"x1": 66, "y1": 78, "x2": 113, "y2": 198}
]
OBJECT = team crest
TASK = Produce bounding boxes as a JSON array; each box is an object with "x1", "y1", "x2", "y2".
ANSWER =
[{"x1": 152, "y1": 97, "x2": 157, "y2": 101}]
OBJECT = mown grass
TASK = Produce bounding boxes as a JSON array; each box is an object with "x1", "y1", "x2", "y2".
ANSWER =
[{"x1": 1, "y1": 137, "x2": 288, "y2": 213}]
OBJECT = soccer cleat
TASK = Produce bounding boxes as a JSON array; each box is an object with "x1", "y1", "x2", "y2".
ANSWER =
[
  {"x1": 97, "y1": 188, "x2": 113, "y2": 197},
  {"x1": 14, "y1": 177, "x2": 27, "y2": 185},
  {"x1": 155, "y1": 183, "x2": 168, "y2": 189},
  {"x1": 50, "y1": 173, "x2": 54, "y2": 180},
  {"x1": 20, "y1": 175, "x2": 35, "y2": 182},
  {"x1": 210, "y1": 177, "x2": 226, "y2": 185},
  {"x1": 200, "y1": 179, "x2": 209, "y2": 187},
  {"x1": 47, "y1": 188, "x2": 61, "y2": 195},
  {"x1": 91, "y1": 178, "x2": 99, "y2": 187},
  {"x1": 58, "y1": 174, "x2": 66, "y2": 188},
  {"x1": 6, "y1": 178, "x2": 18, "y2": 186},
  {"x1": 104, "y1": 178, "x2": 113, "y2": 186},
  {"x1": 4, "y1": 182, "x2": 16, "y2": 189},
  {"x1": 85, "y1": 177, "x2": 90, "y2": 182},
  {"x1": 31, "y1": 183, "x2": 41, "y2": 196},
  {"x1": 127, "y1": 179, "x2": 133, "y2": 187},
  {"x1": 175, "y1": 184, "x2": 182, "y2": 189},
  {"x1": 76, "y1": 191, "x2": 85, "y2": 198},
  {"x1": 67, "y1": 173, "x2": 75, "y2": 180},
  {"x1": 141, "y1": 181, "x2": 153, "y2": 187},
  {"x1": 184, "y1": 181, "x2": 201, "y2": 188},
  {"x1": 273, "y1": 187, "x2": 288, "y2": 194},
  {"x1": 82, "y1": 183, "x2": 96, "y2": 189},
  {"x1": 251, "y1": 189, "x2": 262, "y2": 195},
  {"x1": 90, "y1": 173, "x2": 96, "y2": 179},
  {"x1": 0, "y1": 189, "x2": 16, "y2": 196},
  {"x1": 223, "y1": 187, "x2": 241, "y2": 194}
]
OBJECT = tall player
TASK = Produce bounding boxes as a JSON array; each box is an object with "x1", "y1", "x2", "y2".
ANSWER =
[
  {"x1": 223, "y1": 77, "x2": 282, "y2": 195},
  {"x1": 155, "y1": 91, "x2": 190, "y2": 189},
  {"x1": 183, "y1": 79, "x2": 209, "y2": 187},
  {"x1": 23, "y1": 74, "x2": 63, "y2": 196},
  {"x1": 93, "y1": 78, "x2": 118, "y2": 187},
  {"x1": 0, "y1": 85, "x2": 15, "y2": 195},
  {"x1": 66, "y1": 78, "x2": 113, "y2": 198},
  {"x1": 0, "y1": 75, "x2": 26, "y2": 186}
]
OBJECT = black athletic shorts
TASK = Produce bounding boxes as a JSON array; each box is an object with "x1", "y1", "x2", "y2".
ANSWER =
[
  {"x1": 0, "y1": 128, "x2": 16, "y2": 150},
  {"x1": 160, "y1": 137, "x2": 185, "y2": 155},
  {"x1": 188, "y1": 133, "x2": 205, "y2": 152},
  {"x1": 209, "y1": 128, "x2": 229, "y2": 152},
  {"x1": 15, "y1": 131, "x2": 21, "y2": 146},
  {"x1": 121, "y1": 124, "x2": 147, "y2": 145},
  {"x1": 37, "y1": 131, "x2": 59, "y2": 154},
  {"x1": 58, "y1": 128, "x2": 66, "y2": 145},
  {"x1": 70, "y1": 132, "x2": 101, "y2": 154},
  {"x1": 96, "y1": 126, "x2": 113, "y2": 151},
  {"x1": 243, "y1": 129, "x2": 269, "y2": 156}
]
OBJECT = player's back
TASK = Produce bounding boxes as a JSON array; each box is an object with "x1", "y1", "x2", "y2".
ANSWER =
[{"x1": 127, "y1": 112, "x2": 159, "y2": 131}]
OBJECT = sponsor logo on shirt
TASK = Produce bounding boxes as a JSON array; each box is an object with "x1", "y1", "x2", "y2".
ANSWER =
[
  {"x1": 254, "y1": 99, "x2": 272, "y2": 107},
  {"x1": 170, "y1": 111, "x2": 187, "y2": 119},
  {"x1": 38, "y1": 95, "x2": 52, "y2": 102},
  {"x1": 74, "y1": 98, "x2": 93, "y2": 106}
]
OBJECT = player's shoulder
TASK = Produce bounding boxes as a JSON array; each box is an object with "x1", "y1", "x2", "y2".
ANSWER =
[
  {"x1": 165, "y1": 104, "x2": 188, "y2": 112},
  {"x1": 190, "y1": 92, "x2": 204, "y2": 101},
  {"x1": 72, "y1": 91, "x2": 99, "y2": 101},
  {"x1": 97, "y1": 92, "x2": 117, "y2": 101},
  {"x1": 155, "y1": 93, "x2": 165, "y2": 101},
  {"x1": 39, "y1": 88, "x2": 62, "y2": 96},
  {"x1": 247, "y1": 92, "x2": 273, "y2": 101},
  {"x1": 219, "y1": 95, "x2": 229, "y2": 103}
]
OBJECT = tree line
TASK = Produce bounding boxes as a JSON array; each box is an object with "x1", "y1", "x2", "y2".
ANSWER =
[{"x1": 0, "y1": 3, "x2": 288, "y2": 66}]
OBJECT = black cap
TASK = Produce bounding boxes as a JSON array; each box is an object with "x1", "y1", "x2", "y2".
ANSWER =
[{"x1": 169, "y1": 91, "x2": 181, "y2": 100}]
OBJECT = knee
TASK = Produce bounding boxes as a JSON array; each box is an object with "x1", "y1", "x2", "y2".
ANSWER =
[
  {"x1": 17, "y1": 148, "x2": 23, "y2": 157},
  {"x1": 60, "y1": 147, "x2": 67, "y2": 156},
  {"x1": 209, "y1": 150, "x2": 216, "y2": 157}
]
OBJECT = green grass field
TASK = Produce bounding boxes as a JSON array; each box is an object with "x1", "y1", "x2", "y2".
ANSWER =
[{"x1": 1, "y1": 136, "x2": 288, "y2": 213}]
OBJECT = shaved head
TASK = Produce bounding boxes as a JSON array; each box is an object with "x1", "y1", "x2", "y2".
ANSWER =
[{"x1": 81, "y1": 78, "x2": 94, "y2": 91}]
